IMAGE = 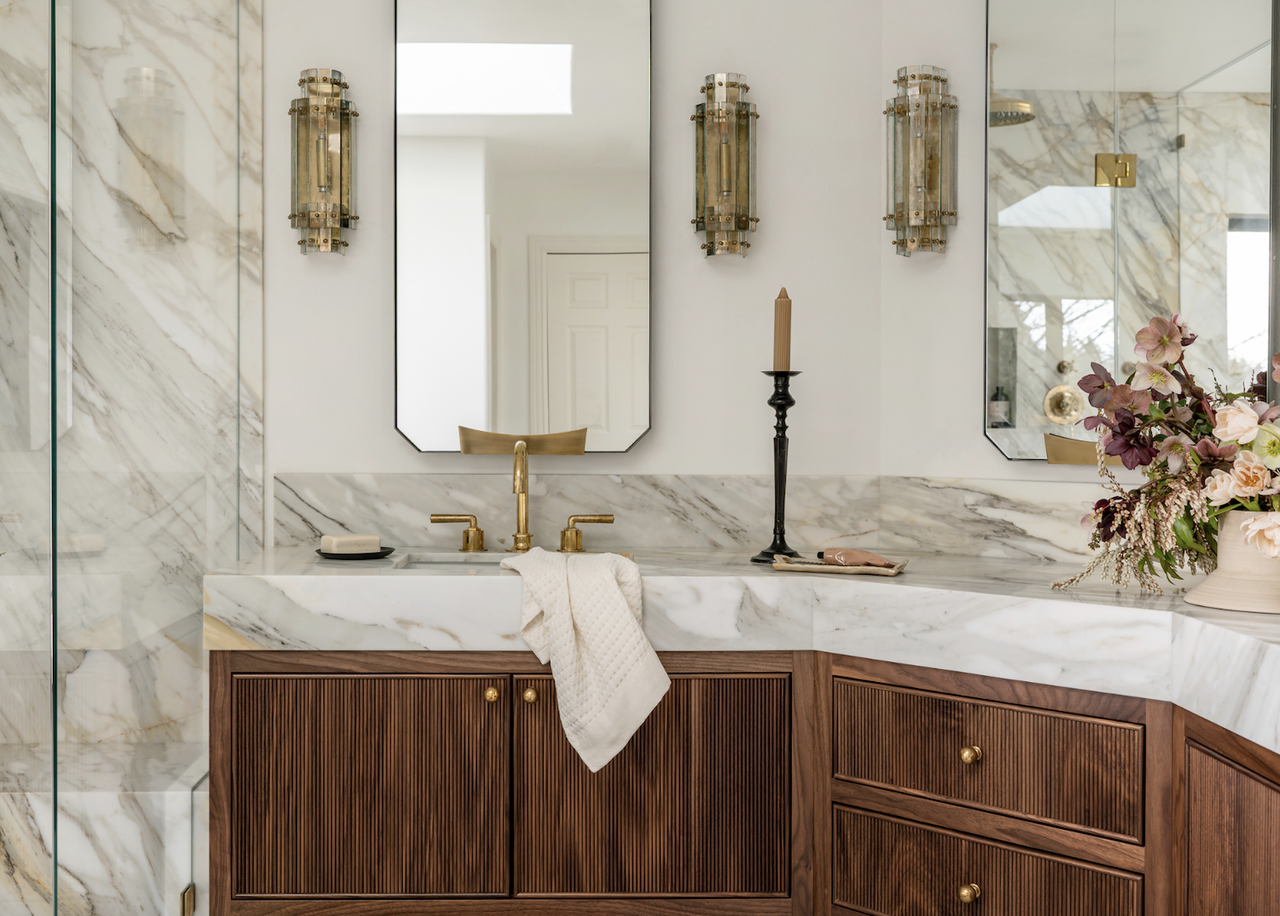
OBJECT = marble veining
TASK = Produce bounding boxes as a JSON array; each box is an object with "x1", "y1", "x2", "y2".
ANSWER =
[{"x1": 205, "y1": 546, "x2": 1280, "y2": 761}]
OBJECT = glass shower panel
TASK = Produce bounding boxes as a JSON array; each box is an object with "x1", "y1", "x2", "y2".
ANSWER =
[
  {"x1": 0, "y1": 0, "x2": 55, "y2": 912},
  {"x1": 52, "y1": 0, "x2": 247, "y2": 912},
  {"x1": 987, "y1": 0, "x2": 1118, "y2": 459}
]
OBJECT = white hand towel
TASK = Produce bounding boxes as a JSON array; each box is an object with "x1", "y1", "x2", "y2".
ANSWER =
[{"x1": 501, "y1": 547, "x2": 670, "y2": 772}]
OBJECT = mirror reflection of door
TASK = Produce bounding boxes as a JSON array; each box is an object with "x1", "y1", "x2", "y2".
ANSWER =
[
  {"x1": 539, "y1": 250, "x2": 649, "y2": 451},
  {"x1": 394, "y1": 0, "x2": 651, "y2": 452}
]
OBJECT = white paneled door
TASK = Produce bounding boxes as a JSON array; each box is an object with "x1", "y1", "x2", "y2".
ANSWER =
[{"x1": 544, "y1": 252, "x2": 649, "y2": 450}]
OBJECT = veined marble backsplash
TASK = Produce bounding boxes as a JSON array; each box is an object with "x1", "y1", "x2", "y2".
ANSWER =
[{"x1": 274, "y1": 473, "x2": 1104, "y2": 561}]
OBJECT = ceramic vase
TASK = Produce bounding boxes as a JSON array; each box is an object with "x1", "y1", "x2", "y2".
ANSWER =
[{"x1": 1184, "y1": 510, "x2": 1280, "y2": 614}]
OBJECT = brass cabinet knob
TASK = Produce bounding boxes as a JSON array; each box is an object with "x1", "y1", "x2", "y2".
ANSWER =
[
  {"x1": 522, "y1": 687, "x2": 539, "y2": 704},
  {"x1": 559, "y1": 514, "x2": 614, "y2": 552},
  {"x1": 430, "y1": 514, "x2": 486, "y2": 552},
  {"x1": 483, "y1": 687, "x2": 499, "y2": 703},
  {"x1": 958, "y1": 883, "x2": 981, "y2": 904},
  {"x1": 960, "y1": 745, "x2": 983, "y2": 765}
]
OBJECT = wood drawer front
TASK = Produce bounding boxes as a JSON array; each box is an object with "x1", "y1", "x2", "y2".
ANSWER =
[
  {"x1": 231, "y1": 674, "x2": 509, "y2": 897},
  {"x1": 833, "y1": 806, "x2": 1142, "y2": 916},
  {"x1": 833, "y1": 679, "x2": 1144, "y2": 842},
  {"x1": 514, "y1": 673, "x2": 790, "y2": 896}
]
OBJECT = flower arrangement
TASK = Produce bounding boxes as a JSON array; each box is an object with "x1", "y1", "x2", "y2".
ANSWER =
[{"x1": 1055, "y1": 314, "x2": 1280, "y2": 592}]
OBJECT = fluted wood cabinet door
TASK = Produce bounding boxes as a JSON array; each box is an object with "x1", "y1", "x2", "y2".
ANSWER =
[
  {"x1": 512, "y1": 673, "x2": 790, "y2": 896},
  {"x1": 1185, "y1": 741, "x2": 1280, "y2": 915},
  {"x1": 230, "y1": 674, "x2": 509, "y2": 898}
]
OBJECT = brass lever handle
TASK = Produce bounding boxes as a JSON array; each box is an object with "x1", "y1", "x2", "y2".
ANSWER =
[
  {"x1": 559, "y1": 514, "x2": 615, "y2": 553},
  {"x1": 431, "y1": 514, "x2": 486, "y2": 552},
  {"x1": 960, "y1": 745, "x2": 983, "y2": 765},
  {"x1": 958, "y1": 883, "x2": 981, "y2": 904}
]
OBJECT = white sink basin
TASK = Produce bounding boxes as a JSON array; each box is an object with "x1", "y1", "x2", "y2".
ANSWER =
[{"x1": 403, "y1": 550, "x2": 512, "y2": 566}]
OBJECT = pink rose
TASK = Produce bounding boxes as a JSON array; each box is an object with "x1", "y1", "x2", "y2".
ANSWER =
[
  {"x1": 1203, "y1": 469, "x2": 1239, "y2": 506},
  {"x1": 1242, "y1": 513, "x2": 1280, "y2": 559},
  {"x1": 1213, "y1": 405, "x2": 1261, "y2": 444}
]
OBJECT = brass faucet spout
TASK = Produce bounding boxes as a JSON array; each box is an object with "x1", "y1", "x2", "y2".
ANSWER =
[{"x1": 512, "y1": 440, "x2": 532, "y2": 551}]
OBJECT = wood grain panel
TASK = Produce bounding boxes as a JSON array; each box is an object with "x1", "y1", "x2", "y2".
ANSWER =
[
  {"x1": 1185, "y1": 741, "x2": 1280, "y2": 916},
  {"x1": 833, "y1": 678, "x2": 1144, "y2": 841},
  {"x1": 832, "y1": 806, "x2": 1142, "y2": 916},
  {"x1": 232, "y1": 674, "x2": 509, "y2": 897},
  {"x1": 225, "y1": 650, "x2": 794, "y2": 676},
  {"x1": 514, "y1": 674, "x2": 789, "y2": 896}
]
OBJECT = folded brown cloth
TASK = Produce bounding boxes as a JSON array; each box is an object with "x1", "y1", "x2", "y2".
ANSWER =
[{"x1": 819, "y1": 548, "x2": 895, "y2": 568}]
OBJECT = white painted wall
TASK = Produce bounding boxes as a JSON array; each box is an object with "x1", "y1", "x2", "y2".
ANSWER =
[{"x1": 263, "y1": 0, "x2": 1104, "y2": 499}]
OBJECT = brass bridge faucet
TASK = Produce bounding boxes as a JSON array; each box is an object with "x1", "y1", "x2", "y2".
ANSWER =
[{"x1": 512, "y1": 439, "x2": 532, "y2": 552}]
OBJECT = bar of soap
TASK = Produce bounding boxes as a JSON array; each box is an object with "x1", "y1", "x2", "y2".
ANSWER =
[
  {"x1": 821, "y1": 548, "x2": 894, "y2": 568},
  {"x1": 320, "y1": 534, "x2": 381, "y2": 554}
]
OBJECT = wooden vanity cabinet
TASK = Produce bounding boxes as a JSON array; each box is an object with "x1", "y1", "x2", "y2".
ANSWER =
[{"x1": 211, "y1": 650, "x2": 805, "y2": 916}]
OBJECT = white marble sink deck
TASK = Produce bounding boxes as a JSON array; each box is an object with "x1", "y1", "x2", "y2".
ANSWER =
[{"x1": 204, "y1": 546, "x2": 1280, "y2": 757}]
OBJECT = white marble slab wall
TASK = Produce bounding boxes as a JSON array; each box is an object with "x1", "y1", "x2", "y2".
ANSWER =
[
  {"x1": 274, "y1": 473, "x2": 1105, "y2": 561},
  {"x1": 275, "y1": 473, "x2": 882, "y2": 553}
]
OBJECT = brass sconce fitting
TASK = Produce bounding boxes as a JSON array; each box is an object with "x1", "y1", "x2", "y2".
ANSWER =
[
  {"x1": 884, "y1": 65, "x2": 957, "y2": 256},
  {"x1": 430, "y1": 514, "x2": 486, "y2": 552},
  {"x1": 559, "y1": 515, "x2": 614, "y2": 553},
  {"x1": 289, "y1": 68, "x2": 358, "y2": 254},
  {"x1": 692, "y1": 73, "x2": 758, "y2": 256}
]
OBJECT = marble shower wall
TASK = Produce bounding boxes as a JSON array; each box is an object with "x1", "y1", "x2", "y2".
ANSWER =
[
  {"x1": 274, "y1": 473, "x2": 1102, "y2": 561},
  {"x1": 0, "y1": 0, "x2": 263, "y2": 913},
  {"x1": 987, "y1": 89, "x2": 1179, "y2": 459},
  {"x1": 1177, "y1": 91, "x2": 1271, "y2": 391}
]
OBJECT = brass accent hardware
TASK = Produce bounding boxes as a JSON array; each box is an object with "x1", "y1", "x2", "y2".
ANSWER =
[
  {"x1": 512, "y1": 440, "x2": 532, "y2": 552},
  {"x1": 180, "y1": 884, "x2": 196, "y2": 916},
  {"x1": 959, "y1": 745, "x2": 984, "y2": 765},
  {"x1": 522, "y1": 687, "x2": 539, "y2": 704},
  {"x1": 1044, "y1": 384, "x2": 1085, "y2": 425},
  {"x1": 458, "y1": 426, "x2": 587, "y2": 456},
  {"x1": 958, "y1": 883, "x2": 981, "y2": 903},
  {"x1": 430, "y1": 514, "x2": 486, "y2": 552},
  {"x1": 1095, "y1": 152, "x2": 1137, "y2": 188},
  {"x1": 1045, "y1": 433, "x2": 1122, "y2": 466},
  {"x1": 484, "y1": 687, "x2": 499, "y2": 703},
  {"x1": 559, "y1": 514, "x2": 616, "y2": 552}
]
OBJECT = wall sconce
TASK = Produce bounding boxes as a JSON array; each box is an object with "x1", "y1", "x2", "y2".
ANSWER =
[
  {"x1": 289, "y1": 68, "x2": 358, "y2": 254},
  {"x1": 884, "y1": 65, "x2": 957, "y2": 256},
  {"x1": 692, "y1": 73, "x2": 758, "y2": 256}
]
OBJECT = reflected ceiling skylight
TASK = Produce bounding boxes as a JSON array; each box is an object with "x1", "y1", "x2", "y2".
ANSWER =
[
  {"x1": 998, "y1": 186, "x2": 1111, "y2": 229},
  {"x1": 397, "y1": 43, "x2": 573, "y2": 115}
]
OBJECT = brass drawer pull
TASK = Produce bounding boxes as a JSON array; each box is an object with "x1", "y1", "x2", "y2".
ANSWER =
[
  {"x1": 958, "y1": 883, "x2": 981, "y2": 903},
  {"x1": 960, "y1": 745, "x2": 983, "y2": 765},
  {"x1": 483, "y1": 687, "x2": 499, "y2": 704},
  {"x1": 523, "y1": 687, "x2": 539, "y2": 704}
]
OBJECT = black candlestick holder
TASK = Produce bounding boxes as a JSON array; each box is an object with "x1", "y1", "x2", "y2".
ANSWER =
[{"x1": 752, "y1": 370, "x2": 802, "y2": 564}]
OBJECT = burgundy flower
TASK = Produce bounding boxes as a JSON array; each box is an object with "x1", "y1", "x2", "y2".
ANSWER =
[
  {"x1": 1194, "y1": 438, "x2": 1239, "y2": 462},
  {"x1": 1103, "y1": 384, "x2": 1153, "y2": 416},
  {"x1": 1252, "y1": 371, "x2": 1269, "y2": 400},
  {"x1": 1103, "y1": 408, "x2": 1158, "y2": 469},
  {"x1": 1085, "y1": 496, "x2": 1128, "y2": 543},
  {"x1": 1079, "y1": 362, "x2": 1117, "y2": 409}
]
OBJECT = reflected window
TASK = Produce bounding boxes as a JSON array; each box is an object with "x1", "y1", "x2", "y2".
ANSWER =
[
  {"x1": 397, "y1": 43, "x2": 573, "y2": 114},
  {"x1": 998, "y1": 186, "x2": 1112, "y2": 230},
  {"x1": 1227, "y1": 216, "x2": 1268, "y2": 390}
]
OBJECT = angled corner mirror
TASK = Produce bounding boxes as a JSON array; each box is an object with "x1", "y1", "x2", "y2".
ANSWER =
[
  {"x1": 985, "y1": 0, "x2": 1276, "y2": 459},
  {"x1": 395, "y1": 0, "x2": 651, "y2": 453}
]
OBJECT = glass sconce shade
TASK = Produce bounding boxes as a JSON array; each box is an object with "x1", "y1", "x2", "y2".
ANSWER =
[
  {"x1": 693, "y1": 73, "x2": 757, "y2": 256},
  {"x1": 884, "y1": 65, "x2": 957, "y2": 257},
  {"x1": 290, "y1": 68, "x2": 358, "y2": 254}
]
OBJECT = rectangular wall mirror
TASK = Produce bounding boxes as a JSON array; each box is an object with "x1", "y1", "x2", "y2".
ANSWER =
[
  {"x1": 395, "y1": 0, "x2": 651, "y2": 453},
  {"x1": 985, "y1": 0, "x2": 1275, "y2": 459}
]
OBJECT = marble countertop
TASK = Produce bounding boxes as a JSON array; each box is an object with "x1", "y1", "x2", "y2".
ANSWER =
[{"x1": 204, "y1": 546, "x2": 1280, "y2": 757}]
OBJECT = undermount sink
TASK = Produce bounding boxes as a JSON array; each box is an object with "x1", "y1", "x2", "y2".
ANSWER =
[{"x1": 402, "y1": 550, "x2": 512, "y2": 566}]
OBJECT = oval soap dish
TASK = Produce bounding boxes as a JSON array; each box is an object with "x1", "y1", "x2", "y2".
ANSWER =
[{"x1": 316, "y1": 547, "x2": 395, "y2": 560}]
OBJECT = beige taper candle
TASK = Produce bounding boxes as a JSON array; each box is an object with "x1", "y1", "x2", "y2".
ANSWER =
[{"x1": 773, "y1": 287, "x2": 792, "y2": 371}]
